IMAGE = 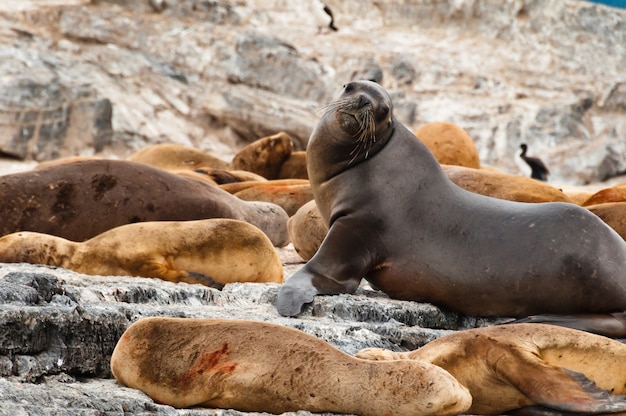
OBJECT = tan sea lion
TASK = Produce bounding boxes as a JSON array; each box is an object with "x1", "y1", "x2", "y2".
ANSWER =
[
  {"x1": 443, "y1": 164, "x2": 572, "y2": 203},
  {"x1": 414, "y1": 121, "x2": 480, "y2": 169},
  {"x1": 278, "y1": 150, "x2": 308, "y2": 179},
  {"x1": 277, "y1": 81, "x2": 626, "y2": 338},
  {"x1": 560, "y1": 186, "x2": 595, "y2": 206},
  {"x1": 587, "y1": 202, "x2": 626, "y2": 241},
  {"x1": 230, "y1": 132, "x2": 293, "y2": 179},
  {"x1": 0, "y1": 219, "x2": 283, "y2": 288},
  {"x1": 220, "y1": 179, "x2": 309, "y2": 194},
  {"x1": 128, "y1": 143, "x2": 230, "y2": 171},
  {"x1": 582, "y1": 185, "x2": 626, "y2": 206},
  {"x1": 288, "y1": 200, "x2": 328, "y2": 261},
  {"x1": 0, "y1": 159, "x2": 289, "y2": 247},
  {"x1": 234, "y1": 183, "x2": 314, "y2": 216},
  {"x1": 356, "y1": 323, "x2": 626, "y2": 415},
  {"x1": 193, "y1": 167, "x2": 267, "y2": 184},
  {"x1": 110, "y1": 317, "x2": 472, "y2": 415}
]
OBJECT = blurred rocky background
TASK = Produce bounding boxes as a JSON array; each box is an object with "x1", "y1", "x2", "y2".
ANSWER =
[
  {"x1": 1, "y1": 0, "x2": 625, "y2": 184},
  {"x1": 0, "y1": 0, "x2": 625, "y2": 414}
]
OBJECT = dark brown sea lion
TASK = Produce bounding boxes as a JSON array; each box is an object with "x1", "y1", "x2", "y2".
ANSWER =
[
  {"x1": 230, "y1": 132, "x2": 294, "y2": 179},
  {"x1": 276, "y1": 81, "x2": 626, "y2": 337},
  {"x1": 0, "y1": 159, "x2": 289, "y2": 247},
  {"x1": 356, "y1": 323, "x2": 626, "y2": 415},
  {"x1": 278, "y1": 150, "x2": 308, "y2": 179},
  {"x1": 0, "y1": 219, "x2": 283, "y2": 288},
  {"x1": 111, "y1": 317, "x2": 472, "y2": 415}
]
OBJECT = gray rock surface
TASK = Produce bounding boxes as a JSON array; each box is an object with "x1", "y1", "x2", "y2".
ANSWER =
[{"x1": 0, "y1": 253, "x2": 507, "y2": 415}]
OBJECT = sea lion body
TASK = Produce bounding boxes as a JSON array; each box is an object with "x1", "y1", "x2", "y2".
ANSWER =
[
  {"x1": 0, "y1": 159, "x2": 289, "y2": 247},
  {"x1": 0, "y1": 219, "x2": 283, "y2": 287},
  {"x1": 356, "y1": 323, "x2": 626, "y2": 415},
  {"x1": 277, "y1": 81, "x2": 626, "y2": 319},
  {"x1": 111, "y1": 317, "x2": 472, "y2": 415},
  {"x1": 127, "y1": 143, "x2": 230, "y2": 171},
  {"x1": 414, "y1": 121, "x2": 480, "y2": 168}
]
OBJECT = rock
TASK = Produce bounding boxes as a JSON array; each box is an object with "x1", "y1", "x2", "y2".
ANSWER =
[
  {"x1": 0, "y1": 0, "x2": 623, "y2": 185},
  {"x1": 0, "y1": 259, "x2": 507, "y2": 414}
]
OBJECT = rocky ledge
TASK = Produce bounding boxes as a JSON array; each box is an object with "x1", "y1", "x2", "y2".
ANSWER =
[{"x1": 0, "y1": 248, "x2": 506, "y2": 416}]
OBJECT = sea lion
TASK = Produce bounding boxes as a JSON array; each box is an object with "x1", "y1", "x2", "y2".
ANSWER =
[
  {"x1": 194, "y1": 167, "x2": 267, "y2": 184},
  {"x1": 442, "y1": 165, "x2": 572, "y2": 203},
  {"x1": 356, "y1": 323, "x2": 626, "y2": 415},
  {"x1": 220, "y1": 179, "x2": 309, "y2": 194},
  {"x1": 276, "y1": 81, "x2": 626, "y2": 336},
  {"x1": 0, "y1": 219, "x2": 283, "y2": 288},
  {"x1": 586, "y1": 202, "x2": 626, "y2": 241},
  {"x1": 582, "y1": 185, "x2": 626, "y2": 206},
  {"x1": 0, "y1": 159, "x2": 289, "y2": 247},
  {"x1": 234, "y1": 183, "x2": 314, "y2": 216},
  {"x1": 230, "y1": 132, "x2": 294, "y2": 179},
  {"x1": 127, "y1": 143, "x2": 230, "y2": 171},
  {"x1": 111, "y1": 317, "x2": 472, "y2": 415},
  {"x1": 278, "y1": 151, "x2": 308, "y2": 179},
  {"x1": 414, "y1": 121, "x2": 480, "y2": 169},
  {"x1": 288, "y1": 199, "x2": 328, "y2": 261}
]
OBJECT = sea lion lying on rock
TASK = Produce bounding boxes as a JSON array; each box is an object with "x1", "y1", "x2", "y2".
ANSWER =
[
  {"x1": 0, "y1": 219, "x2": 283, "y2": 288},
  {"x1": 0, "y1": 159, "x2": 289, "y2": 247},
  {"x1": 111, "y1": 317, "x2": 472, "y2": 416}
]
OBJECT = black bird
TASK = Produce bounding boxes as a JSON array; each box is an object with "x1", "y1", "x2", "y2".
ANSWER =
[
  {"x1": 313, "y1": 1, "x2": 338, "y2": 32},
  {"x1": 519, "y1": 143, "x2": 549, "y2": 181}
]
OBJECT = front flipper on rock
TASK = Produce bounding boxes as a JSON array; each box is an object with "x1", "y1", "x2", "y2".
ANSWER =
[{"x1": 276, "y1": 273, "x2": 320, "y2": 317}]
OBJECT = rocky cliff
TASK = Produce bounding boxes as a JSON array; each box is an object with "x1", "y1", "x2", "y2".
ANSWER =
[{"x1": 1, "y1": 0, "x2": 625, "y2": 183}]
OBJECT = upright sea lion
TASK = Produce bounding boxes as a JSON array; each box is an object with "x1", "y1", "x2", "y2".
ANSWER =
[
  {"x1": 356, "y1": 323, "x2": 626, "y2": 415},
  {"x1": 111, "y1": 317, "x2": 472, "y2": 415},
  {"x1": 0, "y1": 159, "x2": 289, "y2": 247},
  {"x1": 276, "y1": 81, "x2": 626, "y2": 336},
  {"x1": 0, "y1": 219, "x2": 283, "y2": 288}
]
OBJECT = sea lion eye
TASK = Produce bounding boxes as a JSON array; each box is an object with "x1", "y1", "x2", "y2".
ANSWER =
[{"x1": 381, "y1": 106, "x2": 389, "y2": 117}]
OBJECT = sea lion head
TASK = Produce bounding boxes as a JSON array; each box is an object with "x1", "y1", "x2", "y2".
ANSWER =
[
  {"x1": 0, "y1": 232, "x2": 75, "y2": 268},
  {"x1": 308, "y1": 80, "x2": 395, "y2": 182}
]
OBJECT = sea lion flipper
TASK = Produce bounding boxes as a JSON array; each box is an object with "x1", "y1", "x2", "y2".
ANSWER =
[
  {"x1": 276, "y1": 272, "x2": 319, "y2": 316},
  {"x1": 499, "y1": 352, "x2": 626, "y2": 413},
  {"x1": 186, "y1": 271, "x2": 226, "y2": 290},
  {"x1": 277, "y1": 218, "x2": 372, "y2": 317}
]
